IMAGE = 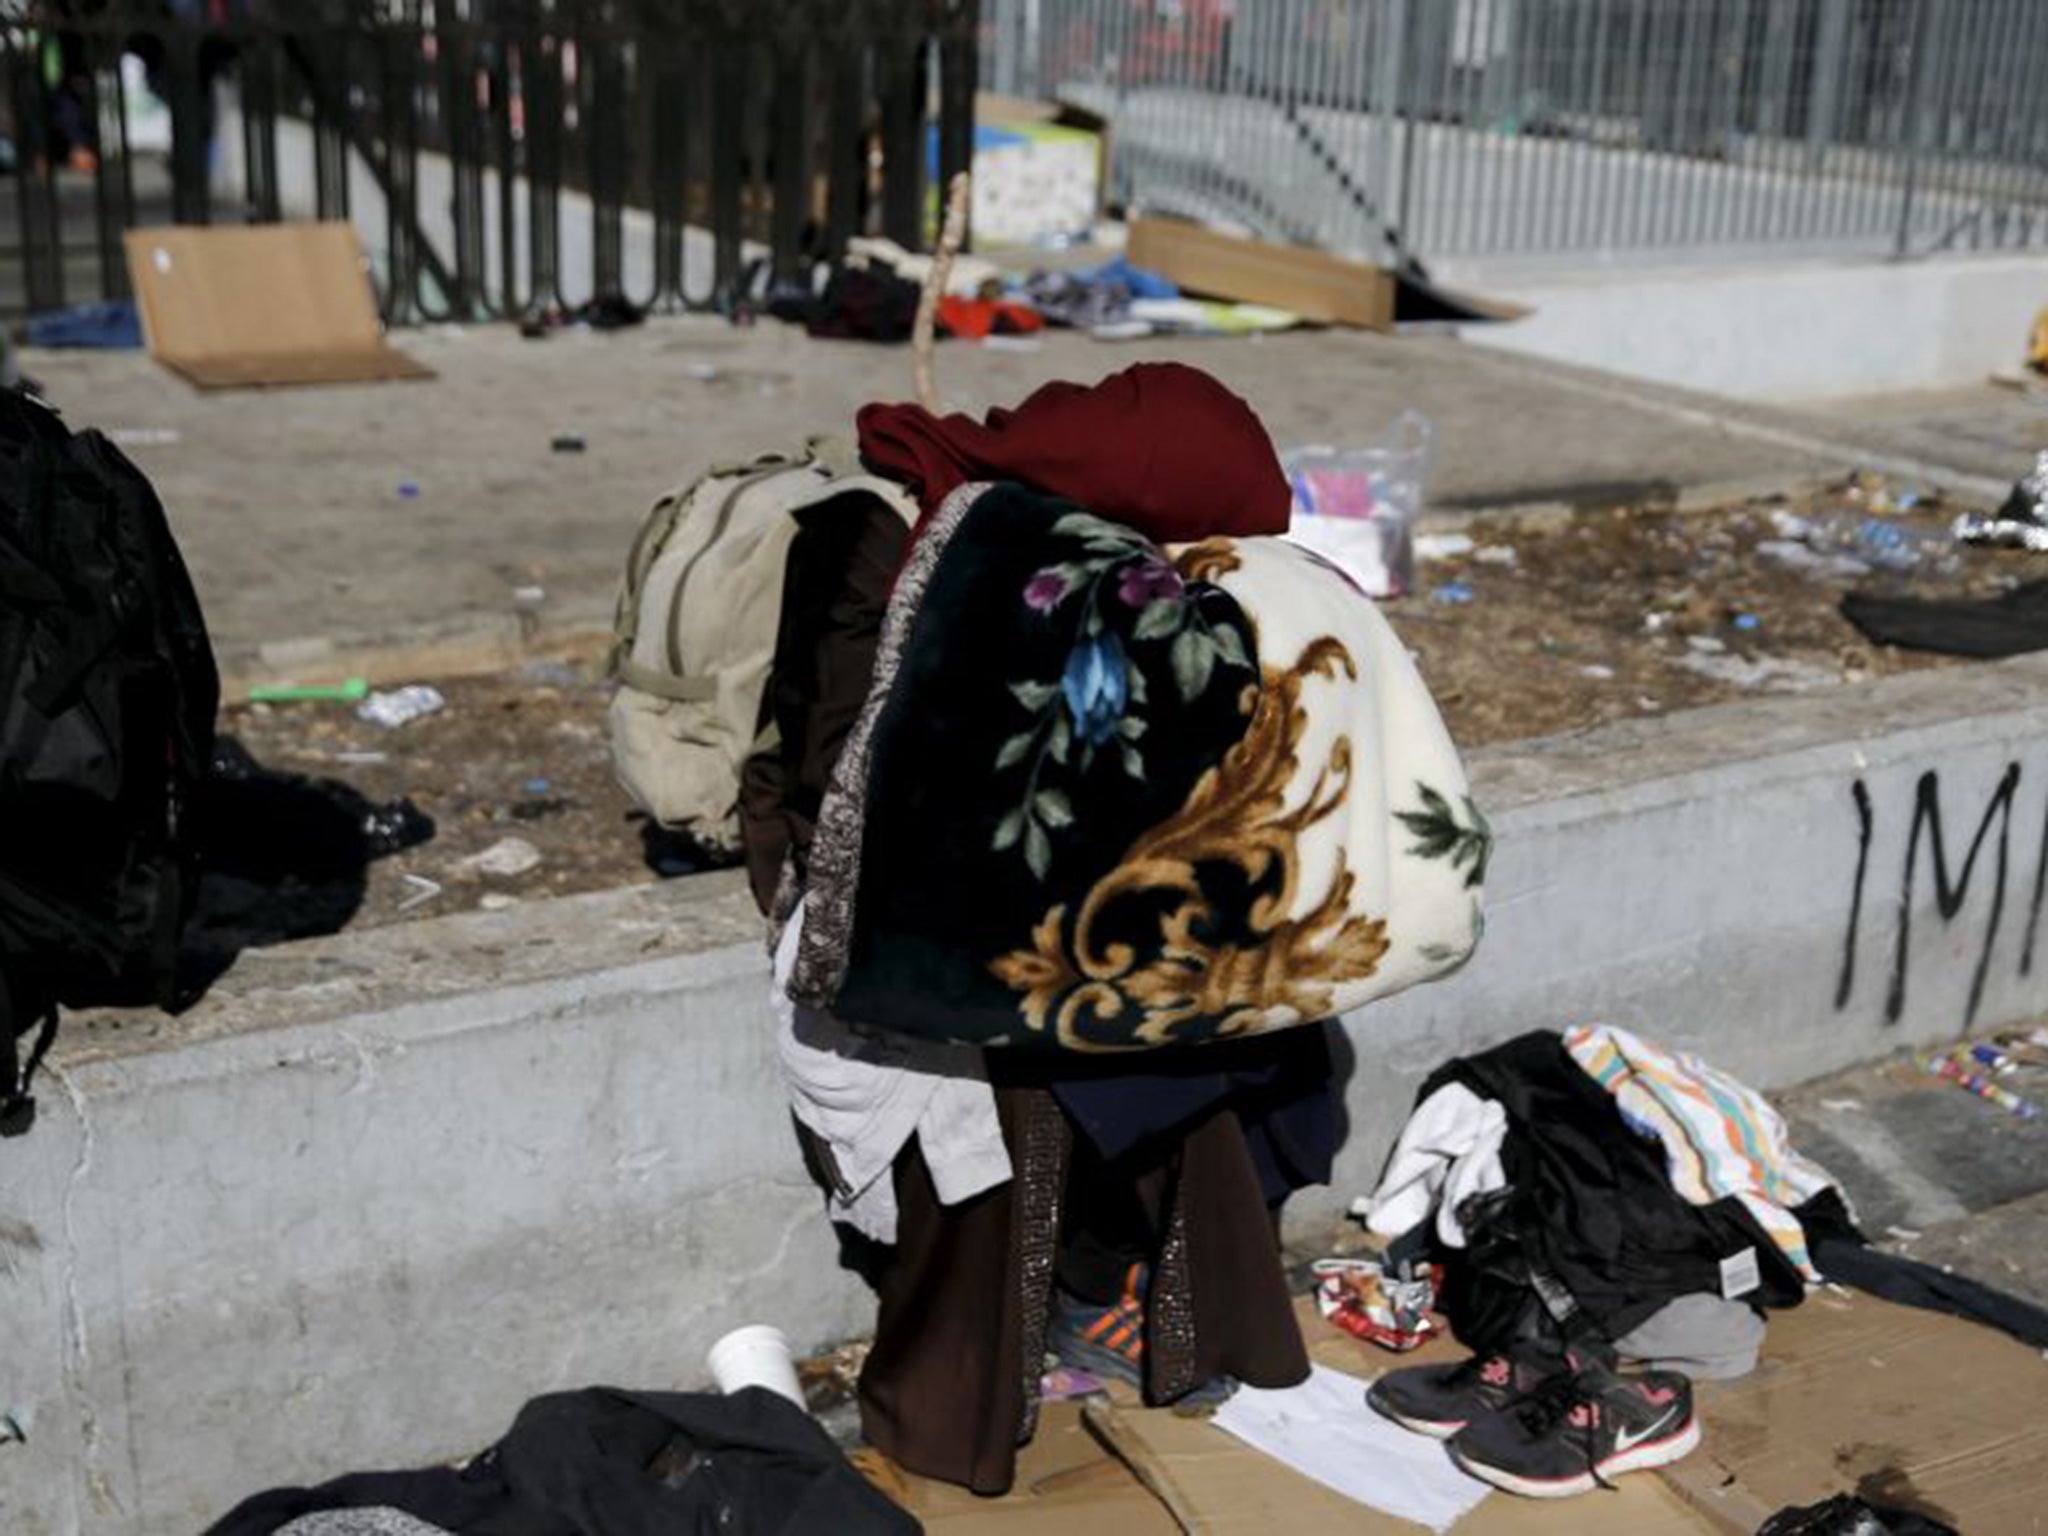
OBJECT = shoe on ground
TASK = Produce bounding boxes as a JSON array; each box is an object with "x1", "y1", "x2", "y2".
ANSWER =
[
  {"x1": 1049, "y1": 1263, "x2": 1149, "y2": 1388},
  {"x1": 1447, "y1": 1355, "x2": 1700, "y2": 1498},
  {"x1": 1365, "y1": 1336, "x2": 1570, "y2": 1439},
  {"x1": 1047, "y1": 1263, "x2": 1233, "y2": 1409}
]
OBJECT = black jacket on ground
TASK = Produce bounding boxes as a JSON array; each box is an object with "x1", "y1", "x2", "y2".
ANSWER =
[{"x1": 204, "y1": 1386, "x2": 917, "y2": 1536}]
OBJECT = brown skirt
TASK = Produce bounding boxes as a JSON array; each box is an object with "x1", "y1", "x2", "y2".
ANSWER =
[{"x1": 856, "y1": 1085, "x2": 1310, "y2": 1494}]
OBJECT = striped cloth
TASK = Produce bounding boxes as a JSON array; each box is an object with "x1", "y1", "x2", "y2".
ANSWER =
[{"x1": 1563, "y1": 1024, "x2": 1836, "y2": 1283}]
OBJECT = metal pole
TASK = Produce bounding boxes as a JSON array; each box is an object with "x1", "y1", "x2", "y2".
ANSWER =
[{"x1": 1894, "y1": 0, "x2": 1938, "y2": 258}]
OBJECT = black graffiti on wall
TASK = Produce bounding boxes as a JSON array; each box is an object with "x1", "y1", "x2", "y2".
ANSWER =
[{"x1": 1835, "y1": 762, "x2": 2047, "y2": 1025}]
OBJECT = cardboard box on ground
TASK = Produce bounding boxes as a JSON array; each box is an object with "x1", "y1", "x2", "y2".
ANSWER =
[
  {"x1": 124, "y1": 222, "x2": 432, "y2": 389},
  {"x1": 904, "y1": 1291, "x2": 2039, "y2": 1533},
  {"x1": 970, "y1": 93, "x2": 1111, "y2": 249}
]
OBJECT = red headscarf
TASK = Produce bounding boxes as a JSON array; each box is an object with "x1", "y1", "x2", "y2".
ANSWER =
[{"x1": 856, "y1": 362, "x2": 1290, "y2": 543}]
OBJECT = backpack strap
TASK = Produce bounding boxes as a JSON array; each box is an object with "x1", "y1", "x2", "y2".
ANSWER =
[{"x1": 611, "y1": 661, "x2": 720, "y2": 704}]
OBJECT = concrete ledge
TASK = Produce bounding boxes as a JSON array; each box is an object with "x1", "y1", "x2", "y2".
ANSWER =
[
  {"x1": 1446, "y1": 249, "x2": 2048, "y2": 403},
  {"x1": 7, "y1": 656, "x2": 2048, "y2": 1532}
]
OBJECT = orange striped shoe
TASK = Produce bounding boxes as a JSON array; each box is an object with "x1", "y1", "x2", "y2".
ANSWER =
[{"x1": 1049, "y1": 1263, "x2": 1149, "y2": 1388}]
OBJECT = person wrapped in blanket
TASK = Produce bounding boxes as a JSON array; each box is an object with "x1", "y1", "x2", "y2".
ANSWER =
[{"x1": 741, "y1": 364, "x2": 1489, "y2": 1492}]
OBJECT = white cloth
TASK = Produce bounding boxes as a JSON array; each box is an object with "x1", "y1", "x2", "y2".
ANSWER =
[
  {"x1": 1354, "y1": 1082, "x2": 1507, "y2": 1248},
  {"x1": 770, "y1": 900, "x2": 1010, "y2": 1244},
  {"x1": 1210, "y1": 1364, "x2": 1492, "y2": 1533}
]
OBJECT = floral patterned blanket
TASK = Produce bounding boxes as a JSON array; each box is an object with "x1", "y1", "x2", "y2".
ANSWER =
[{"x1": 786, "y1": 481, "x2": 1488, "y2": 1052}]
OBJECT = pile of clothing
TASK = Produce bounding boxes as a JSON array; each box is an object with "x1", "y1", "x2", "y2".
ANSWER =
[
  {"x1": 763, "y1": 243, "x2": 1299, "y2": 345},
  {"x1": 1352, "y1": 1024, "x2": 2048, "y2": 1501}
]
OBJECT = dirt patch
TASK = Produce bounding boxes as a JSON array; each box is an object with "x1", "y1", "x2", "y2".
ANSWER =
[
  {"x1": 212, "y1": 479, "x2": 2034, "y2": 938},
  {"x1": 214, "y1": 659, "x2": 685, "y2": 938},
  {"x1": 1393, "y1": 479, "x2": 2016, "y2": 745}
]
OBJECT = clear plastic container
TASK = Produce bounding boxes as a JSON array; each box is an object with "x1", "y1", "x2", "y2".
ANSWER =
[{"x1": 1281, "y1": 410, "x2": 1433, "y2": 598}]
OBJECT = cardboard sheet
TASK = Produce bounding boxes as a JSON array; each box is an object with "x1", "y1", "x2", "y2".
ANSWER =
[
  {"x1": 124, "y1": 223, "x2": 433, "y2": 390},
  {"x1": 891, "y1": 1285, "x2": 2048, "y2": 1533},
  {"x1": 1688, "y1": 1287, "x2": 2048, "y2": 1533},
  {"x1": 1126, "y1": 218, "x2": 1396, "y2": 330},
  {"x1": 906, "y1": 1399, "x2": 1178, "y2": 1535}
]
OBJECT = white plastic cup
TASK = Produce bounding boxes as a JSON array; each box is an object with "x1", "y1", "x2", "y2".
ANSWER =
[{"x1": 707, "y1": 1323, "x2": 805, "y2": 1409}]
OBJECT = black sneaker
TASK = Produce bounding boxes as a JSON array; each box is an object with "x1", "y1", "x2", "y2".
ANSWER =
[
  {"x1": 1365, "y1": 1338, "x2": 1569, "y2": 1439},
  {"x1": 1448, "y1": 1356, "x2": 1700, "y2": 1498}
]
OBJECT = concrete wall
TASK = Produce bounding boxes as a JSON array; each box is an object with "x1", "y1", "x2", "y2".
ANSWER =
[
  {"x1": 7, "y1": 656, "x2": 2048, "y2": 1533},
  {"x1": 1440, "y1": 250, "x2": 2048, "y2": 402}
]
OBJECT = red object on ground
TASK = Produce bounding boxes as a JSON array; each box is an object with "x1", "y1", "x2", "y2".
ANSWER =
[
  {"x1": 935, "y1": 296, "x2": 1044, "y2": 339},
  {"x1": 856, "y1": 361, "x2": 1291, "y2": 545}
]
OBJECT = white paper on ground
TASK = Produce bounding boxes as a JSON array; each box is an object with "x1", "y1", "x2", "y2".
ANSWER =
[{"x1": 1210, "y1": 1363, "x2": 1492, "y2": 1533}]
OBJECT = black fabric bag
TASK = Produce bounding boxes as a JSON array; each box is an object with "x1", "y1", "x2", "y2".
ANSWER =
[
  {"x1": 0, "y1": 390, "x2": 217, "y2": 1136},
  {"x1": 205, "y1": 1385, "x2": 921, "y2": 1536}
]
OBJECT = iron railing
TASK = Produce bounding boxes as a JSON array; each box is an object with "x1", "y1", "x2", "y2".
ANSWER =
[
  {"x1": 2, "y1": 0, "x2": 979, "y2": 322},
  {"x1": 984, "y1": 0, "x2": 2048, "y2": 269}
]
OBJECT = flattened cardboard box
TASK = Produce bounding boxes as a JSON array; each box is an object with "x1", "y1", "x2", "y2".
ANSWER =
[
  {"x1": 1127, "y1": 218, "x2": 1397, "y2": 330},
  {"x1": 125, "y1": 222, "x2": 432, "y2": 390},
  {"x1": 934, "y1": 1290, "x2": 2048, "y2": 1532}
]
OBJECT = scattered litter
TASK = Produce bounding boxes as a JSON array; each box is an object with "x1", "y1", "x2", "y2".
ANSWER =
[
  {"x1": 1429, "y1": 581, "x2": 1474, "y2": 605},
  {"x1": 1885, "y1": 1226, "x2": 1923, "y2": 1243},
  {"x1": 981, "y1": 334, "x2": 1043, "y2": 354},
  {"x1": 249, "y1": 677, "x2": 370, "y2": 704},
  {"x1": 510, "y1": 797, "x2": 573, "y2": 822},
  {"x1": 1643, "y1": 612, "x2": 1672, "y2": 632},
  {"x1": 396, "y1": 873, "x2": 443, "y2": 913},
  {"x1": 397, "y1": 481, "x2": 421, "y2": 500},
  {"x1": 456, "y1": 835, "x2": 543, "y2": 879},
  {"x1": 1802, "y1": 510, "x2": 1957, "y2": 574},
  {"x1": 683, "y1": 361, "x2": 721, "y2": 381},
  {"x1": 523, "y1": 776, "x2": 552, "y2": 796},
  {"x1": 1579, "y1": 664, "x2": 1615, "y2": 679},
  {"x1": 1313, "y1": 1257, "x2": 1438, "y2": 1353},
  {"x1": 1969, "y1": 1042, "x2": 2021, "y2": 1075},
  {"x1": 1957, "y1": 455, "x2": 2048, "y2": 550},
  {"x1": 1732, "y1": 613, "x2": 1761, "y2": 631},
  {"x1": 1281, "y1": 413, "x2": 1431, "y2": 598},
  {"x1": 1687, "y1": 635, "x2": 1727, "y2": 654},
  {"x1": 1038, "y1": 1366, "x2": 1106, "y2": 1402},
  {"x1": 1412, "y1": 532, "x2": 1474, "y2": 562},
  {"x1": 478, "y1": 893, "x2": 521, "y2": 911},
  {"x1": 1678, "y1": 651, "x2": 1838, "y2": 692},
  {"x1": 1923, "y1": 1049, "x2": 2040, "y2": 1118},
  {"x1": 511, "y1": 585, "x2": 547, "y2": 608},
  {"x1": 1473, "y1": 544, "x2": 1518, "y2": 567},
  {"x1": 1089, "y1": 319, "x2": 1153, "y2": 342},
  {"x1": 357, "y1": 684, "x2": 446, "y2": 729},
  {"x1": 1819, "y1": 1097, "x2": 1863, "y2": 1112},
  {"x1": 361, "y1": 798, "x2": 436, "y2": 858},
  {"x1": 550, "y1": 433, "x2": 587, "y2": 454},
  {"x1": 106, "y1": 426, "x2": 181, "y2": 448},
  {"x1": 1636, "y1": 696, "x2": 1662, "y2": 711},
  {"x1": 332, "y1": 750, "x2": 389, "y2": 766},
  {"x1": 1757, "y1": 538, "x2": 1872, "y2": 580},
  {"x1": 26, "y1": 298, "x2": 142, "y2": 350},
  {"x1": 523, "y1": 662, "x2": 582, "y2": 691}
]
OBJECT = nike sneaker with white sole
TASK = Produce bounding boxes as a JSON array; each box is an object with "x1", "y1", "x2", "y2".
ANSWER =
[
  {"x1": 1364, "y1": 1338, "x2": 1570, "y2": 1439},
  {"x1": 1447, "y1": 1359, "x2": 1700, "y2": 1497}
]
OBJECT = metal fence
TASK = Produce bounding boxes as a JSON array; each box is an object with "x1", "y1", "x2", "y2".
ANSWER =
[
  {"x1": 1, "y1": 0, "x2": 978, "y2": 322},
  {"x1": 984, "y1": 0, "x2": 2048, "y2": 268}
]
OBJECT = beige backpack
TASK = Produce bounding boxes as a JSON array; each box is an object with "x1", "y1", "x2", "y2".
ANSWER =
[{"x1": 608, "y1": 439, "x2": 917, "y2": 855}]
